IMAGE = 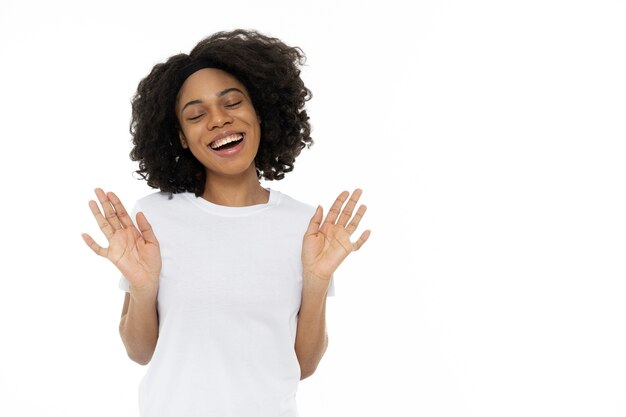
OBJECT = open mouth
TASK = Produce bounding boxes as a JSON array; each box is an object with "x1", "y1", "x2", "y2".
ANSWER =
[{"x1": 209, "y1": 133, "x2": 244, "y2": 151}]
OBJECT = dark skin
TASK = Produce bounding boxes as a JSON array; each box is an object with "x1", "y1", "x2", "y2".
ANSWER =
[{"x1": 82, "y1": 68, "x2": 371, "y2": 376}]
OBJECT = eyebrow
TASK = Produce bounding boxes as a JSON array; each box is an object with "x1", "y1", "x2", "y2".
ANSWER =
[{"x1": 181, "y1": 87, "x2": 246, "y2": 112}]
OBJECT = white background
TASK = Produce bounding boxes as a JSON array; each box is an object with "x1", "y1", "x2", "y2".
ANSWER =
[{"x1": 1, "y1": 0, "x2": 625, "y2": 416}]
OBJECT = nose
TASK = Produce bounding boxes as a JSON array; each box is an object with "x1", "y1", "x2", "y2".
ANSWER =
[{"x1": 206, "y1": 106, "x2": 233, "y2": 131}]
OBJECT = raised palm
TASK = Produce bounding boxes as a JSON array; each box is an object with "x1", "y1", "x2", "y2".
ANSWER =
[
  {"x1": 82, "y1": 188, "x2": 161, "y2": 292},
  {"x1": 302, "y1": 189, "x2": 371, "y2": 281}
]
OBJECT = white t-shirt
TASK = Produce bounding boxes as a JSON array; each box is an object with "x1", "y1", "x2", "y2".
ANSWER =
[{"x1": 119, "y1": 189, "x2": 334, "y2": 417}]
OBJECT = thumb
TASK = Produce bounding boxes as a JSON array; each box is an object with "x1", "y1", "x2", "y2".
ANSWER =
[
  {"x1": 305, "y1": 205, "x2": 323, "y2": 236},
  {"x1": 136, "y1": 212, "x2": 158, "y2": 245}
]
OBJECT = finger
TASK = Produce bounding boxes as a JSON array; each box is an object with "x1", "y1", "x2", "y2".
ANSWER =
[
  {"x1": 352, "y1": 229, "x2": 371, "y2": 251},
  {"x1": 323, "y1": 191, "x2": 349, "y2": 225},
  {"x1": 346, "y1": 204, "x2": 367, "y2": 235},
  {"x1": 95, "y1": 188, "x2": 122, "y2": 230},
  {"x1": 305, "y1": 205, "x2": 323, "y2": 236},
  {"x1": 107, "y1": 191, "x2": 135, "y2": 229},
  {"x1": 136, "y1": 212, "x2": 158, "y2": 245},
  {"x1": 88, "y1": 199, "x2": 115, "y2": 239},
  {"x1": 336, "y1": 189, "x2": 362, "y2": 227},
  {"x1": 81, "y1": 233, "x2": 107, "y2": 257}
]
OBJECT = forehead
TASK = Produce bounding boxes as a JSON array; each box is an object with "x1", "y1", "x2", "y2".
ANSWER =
[{"x1": 177, "y1": 68, "x2": 248, "y2": 102}]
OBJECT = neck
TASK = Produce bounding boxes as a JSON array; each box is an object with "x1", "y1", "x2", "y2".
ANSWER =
[{"x1": 201, "y1": 167, "x2": 269, "y2": 207}]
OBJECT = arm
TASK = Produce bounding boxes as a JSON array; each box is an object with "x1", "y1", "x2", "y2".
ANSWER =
[
  {"x1": 119, "y1": 289, "x2": 159, "y2": 365},
  {"x1": 82, "y1": 188, "x2": 162, "y2": 365},
  {"x1": 296, "y1": 189, "x2": 370, "y2": 379},
  {"x1": 295, "y1": 274, "x2": 330, "y2": 380}
]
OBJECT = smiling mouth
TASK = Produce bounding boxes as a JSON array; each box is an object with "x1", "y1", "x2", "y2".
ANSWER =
[{"x1": 209, "y1": 133, "x2": 244, "y2": 151}]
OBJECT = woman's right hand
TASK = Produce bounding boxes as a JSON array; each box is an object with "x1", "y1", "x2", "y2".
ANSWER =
[{"x1": 82, "y1": 188, "x2": 162, "y2": 294}]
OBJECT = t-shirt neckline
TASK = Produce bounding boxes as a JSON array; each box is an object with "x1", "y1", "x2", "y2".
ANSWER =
[{"x1": 182, "y1": 188, "x2": 281, "y2": 217}]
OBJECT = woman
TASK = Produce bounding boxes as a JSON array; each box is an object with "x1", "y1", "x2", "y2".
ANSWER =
[{"x1": 82, "y1": 29, "x2": 370, "y2": 417}]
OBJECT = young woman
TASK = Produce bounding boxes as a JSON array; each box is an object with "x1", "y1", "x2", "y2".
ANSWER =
[{"x1": 82, "y1": 29, "x2": 370, "y2": 417}]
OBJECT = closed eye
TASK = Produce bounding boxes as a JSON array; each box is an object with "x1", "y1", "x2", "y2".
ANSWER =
[
  {"x1": 225, "y1": 101, "x2": 242, "y2": 108},
  {"x1": 188, "y1": 114, "x2": 204, "y2": 121}
]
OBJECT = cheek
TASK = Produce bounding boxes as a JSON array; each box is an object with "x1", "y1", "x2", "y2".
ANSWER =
[{"x1": 182, "y1": 125, "x2": 204, "y2": 143}]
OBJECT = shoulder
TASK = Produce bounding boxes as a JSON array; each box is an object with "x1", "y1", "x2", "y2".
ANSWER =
[
  {"x1": 132, "y1": 191, "x2": 192, "y2": 212},
  {"x1": 270, "y1": 190, "x2": 317, "y2": 231},
  {"x1": 273, "y1": 190, "x2": 316, "y2": 217}
]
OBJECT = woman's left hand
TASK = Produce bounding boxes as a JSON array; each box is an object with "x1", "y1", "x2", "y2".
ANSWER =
[{"x1": 302, "y1": 189, "x2": 371, "y2": 282}]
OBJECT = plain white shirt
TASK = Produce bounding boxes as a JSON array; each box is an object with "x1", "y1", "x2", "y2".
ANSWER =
[{"x1": 120, "y1": 189, "x2": 333, "y2": 417}]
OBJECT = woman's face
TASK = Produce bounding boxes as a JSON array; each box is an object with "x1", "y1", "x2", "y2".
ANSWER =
[{"x1": 176, "y1": 68, "x2": 261, "y2": 180}]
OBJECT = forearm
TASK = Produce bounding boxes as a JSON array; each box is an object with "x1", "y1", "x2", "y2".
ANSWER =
[
  {"x1": 119, "y1": 289, "x2": 159, "y2": 365},
  {"x1": 295, "y1": 273, "x2": 330, "y2": 380}
]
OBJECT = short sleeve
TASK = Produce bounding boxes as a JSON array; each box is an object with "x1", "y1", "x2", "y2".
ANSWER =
[
  {"x1": 327, "y1": 276, "x2": 335, "y2": 297},
  {"x1": 119, "y1": 276, "x2": 131, "y2": 292}
]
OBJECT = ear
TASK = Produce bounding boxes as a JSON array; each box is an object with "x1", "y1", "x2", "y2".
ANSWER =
[{"x1": 179, "y1": 131, "x2": 188, "y2": 148}]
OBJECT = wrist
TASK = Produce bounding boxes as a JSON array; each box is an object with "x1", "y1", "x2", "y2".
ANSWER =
[
  {"x1": 302, "y1": 267, "x2": 332, "y2": 281},
  {"x1": 302, "y1": 270, "x2": 332, "y2": 294},
  {"x1": 129, "y1": 283, "x2": 159, "y2": 302}
]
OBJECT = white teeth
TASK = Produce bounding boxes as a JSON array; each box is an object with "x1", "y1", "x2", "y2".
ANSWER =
[{"x1": 210, "y1": 134, "x2": 243, "y2": 149}]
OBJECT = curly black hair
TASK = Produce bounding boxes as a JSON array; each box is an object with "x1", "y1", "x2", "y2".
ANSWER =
[{"x1": 129, "y1": 29, "x2": 313, "y2": 196}]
